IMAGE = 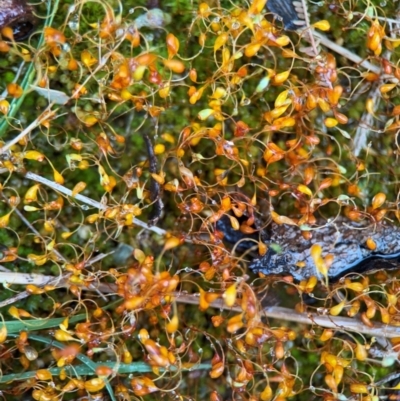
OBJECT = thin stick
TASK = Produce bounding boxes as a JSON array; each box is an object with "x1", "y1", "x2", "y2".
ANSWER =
[
  {"x1": 0, "y1": 272, "x2": 53, "y2": 286},
  {"x1": 0, "y1": 104, "x2": 56, "y2": 155},
  {"x1": 313, "y1": 31, "x2": 381, "y2": 74},
  {"x1": 0, "y1": 252, "x2": 114, "y2": 308},
  {"x1": 300, "y1": 0, "x2": 319, "y2": 57},
  {"x1": 175, "y1": 293, "x2": 400, "y2": 339},
  {"x1": 353, "y1": 83, "x2": 380, "y2": 156},
  {"x1": 11, "y1": 203, "x2": 67, "y2": 263},
  {"x1": 23, "y1": 171, "x2": 167, "y2": 236}
]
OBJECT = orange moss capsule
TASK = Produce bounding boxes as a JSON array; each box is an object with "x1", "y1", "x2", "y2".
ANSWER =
[
  {"x1": 366, "y1": 238, "x2": 377, "y2": 251},
  {"x1": 163, "y1": 58, "x2": 185, "y2": 73},
  {"x1": 209, "y1": 361, "x2": 224, "y2": 379},
  {"x1": 320, "y1": 329, "x2": 334, "y2": 342},
  {"x1": 95, "y1": 365, "x2": 113, "y2": 377},
  {"x1": 166, "y1": 33, "x2": 179, "y2": 58}
]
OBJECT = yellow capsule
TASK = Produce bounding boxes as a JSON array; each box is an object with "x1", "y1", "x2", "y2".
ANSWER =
[
  {"x1": 151, "y1": 173, "x2": 165, "y2": 185},
  {"x1": 59, "y1": 368, "x2": 67, "y2": 381},
  {"x1": 0, "y1": 326, "x2": 7, "y2": 343},
  {"x1": 78, "y1": 160, "x2": 90, "y2": 169},
  {"x1": 223, "y1": 283, "x2": 237, "y2": 307},
  {"x1": 380, "y1": 307, "x2": 390, "y2": 324},
  {"x1": 355, "y1": 343, "x2": 368, "y2": 361},
  {"x1": 36, "y1": 369, "x2": 53, "y2": 381},
  {"x1": 27, "y1": 253, "x2": 47, "y2": 266},
  {"x1": 81, "y1": 50, "x2": 97, "y2": 67},
  {"x1": 260, "y1": 384, "x2": 273, "y2": 401},
  {"x1": 324, "y1": 117, "x2": 338, "y2": 128},
  {"x1": 52, "y1": 169, "x2": 64, "y2": 184},
  {"x1": 166, "y1": 314, "x2": 179, "y2": 333},
  {"x1": 330, "y1": 300, "x2": 345, "y2": 316},
  {"x1": 154, "y1": 144, "x2": 165, "y2": 155},
  {"x1": 72, "y1": 182, "x2": 87, "y2": 198},
  {"x1": 366, "y1": 98, "x2": 374, "y2": 114},
  {"x1": 43, "y1": 220, "x2": 54, "y2": 233},
  {"x1": 214, "y1": 33, "x2": 229, "y2": 51},
  {"x1": 163, "y1": 59, "x2": 185, "y2": 74},
  {"x1": 84, "y1": 377, "x2": 105, "y2": 392},
  {"x1": 0, "y1": 99, "x2": 9, "y2": 115},
  {"x1": 297, "y1": 184, "x2": 313, "y2": 197},
  {"x1": 270, "y1": 105, "x2": 289, "y2": 120},
  {"x1": 226, "y1": 313, "x2": 244, "y2": 333},
  {"x1": 325, "y1": 374, "x2": 337, "y2": 392},
  {"x1": 350, "y1": 383, "x2": 368, "y2": 394},
  {"x1": 345, "y1": 281, "x2": 364, "y2": 292},
  {"x1": 320, "y1": 329, "x2": 334, "y2": 342},
  {"x1": 198, "y1": 33, "x2": 206, "y2": 46},
  {"x1": 133, "y1": 65, "x2": 146, "y2": 81},
  {"x1": 273, "y1": 70, "x2": 290, "y2": 85},
  {"x1": 8, "y1": 306, "x2": 19, "y2": 319},
  {"x1": 198, "y1": 2, "x2": 211, "y2": 17},
  {"x1": 274, "y1": 90, "x2": 289, "y2": 108},
  {"x1": 371, "y1": 192, "x2": 386, "y2": 209},
  {"x1": 380, "y1": 83, "x2": 396, "y2": 94},
  {"x1": 270, "y1": 211, "x2": 296, "y2": 226},
  {"x1": 306, "y1": 93, "x2": 317, "y2": 110},
  {"x1": 166, "y1": 33, "x2": 179, "y2": 59},
  {"x1": 122, "y1": 348, "x2": 133, "y2": 364},
  {"x1": 313, "y1": 20, "x2": 330, "y2": 31},
  {"x1": 23, "y1": 150, "x2": 45, "y2": 162},
  {"x1": 317, "y1": 98, "x2": 331, "y2": 112},
  {"x1": 244, "y1": 42, "x2": 261, "y2": 57},
  {"x1": 333, "y1": 365, "x2": 344, "y2": 385},
  {"x1": 366, "y1": 238, "x2": 377, "y2": 251},
  {"x1": 159, "y1": 84, "x2": 170, "y2": 99},
  {"x1": 54, "y1": 329, "x2": 79, "y2": 342},
  {"x1": 138, "y1": 329, "x2": 149, "y2": 344},
  {"x1": 229, "y1": 215, "x2": 240, "y2": 231},
  {"x1": 249, "y1": 0, "x2": 267, "y2": 14},
  {"x1": 26, "y1": 284, "x2": 45, "y2": 295},
  {"x1": 211, "y1": 87, "x2": 227, "y2": 99},
  {"x1": 163, "y1": 236, "x2": 180, "y2": 251},
  {"x1": 275, "y1": 35, "x2": 290, "y2": 46},
  {"x1": 24, "y1": 184, "x2": 40, "y2": 203}
]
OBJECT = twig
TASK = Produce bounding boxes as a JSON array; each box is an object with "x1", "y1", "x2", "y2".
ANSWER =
[
  {"x1": 353, "y1": 83, "x2": 381, "y2": 156},
  {"x1": 0, "y1": 104, "x2": 56, "y2": 155},
  {"x1": 0, "y1": 272, "x2": 53, "y2": 286},
  {"x1": 300, "y1": 0, "x2": 318, "y2": 57},
  {"x1": 10, "y1": 201, "x2": 68, "y2": 263},
  {"x1": 375, "y1": 372, "x2": 400, "y2": 387},
  {"x1": 262, "y1": 305, "x2": 400, "y2": 338},
  {"x1": 175, "y1": 293, "x2": 400, "y2": 339},
  {"x1": 22, "y1": 171, "x2": 167, "y2": 236},
  {"x1": 313, "y1": 31, "x2": 381, "y2": 74},
  {"x1": 0, "y1": 252, "x2": 114, "y2": 308}
]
